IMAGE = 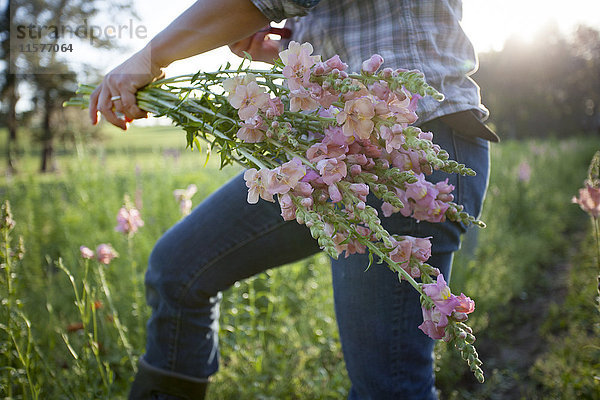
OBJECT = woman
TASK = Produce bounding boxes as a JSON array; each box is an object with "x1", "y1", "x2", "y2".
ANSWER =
[{"x1": 90, "y1": 1, "x2": 494, "y2": 399}]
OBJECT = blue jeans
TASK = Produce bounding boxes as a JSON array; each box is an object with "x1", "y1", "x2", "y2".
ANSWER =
[{"x1": 142, "y1": 119, "x2": 490, "y2": 399}]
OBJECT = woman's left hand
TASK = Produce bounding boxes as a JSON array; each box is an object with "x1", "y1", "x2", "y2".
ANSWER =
[{"x1": 229, "y1": 28, "x2": 281, "y2": 64}]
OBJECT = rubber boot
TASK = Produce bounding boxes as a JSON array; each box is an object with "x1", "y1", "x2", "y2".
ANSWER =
[{"x1": 128, "y1": 357, "x2": 208, "y2": 400}]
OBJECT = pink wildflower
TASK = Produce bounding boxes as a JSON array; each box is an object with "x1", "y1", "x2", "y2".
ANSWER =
[
  {"x1": 115, "y1": 206, "x2": 144, "y2": 235},
  {"x1": 518, "y1": 161, "x2": 531, "y2": 183},
  {"x1": 96, "y1": 244, "x2": 118, "y2": 265},
  {"x1": 173, "y1": 184, "x2": 198, "y2": 216},
  {"x1": 80, "y1": 245, "x2": 95, "y2": 259},
  {"x1": 336, "y1": 97, "x2": 376, "y2": 140},
  {"x1": 244, "y1": 168, "x2": 275, "y2": 204},
  {"x1": 572, "y1": 184, "x2": 600, "y2": 218}
]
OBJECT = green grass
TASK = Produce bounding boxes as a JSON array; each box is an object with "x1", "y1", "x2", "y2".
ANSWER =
[{"x1": 1, "y1": 124, "x2": 599, "y2": 399}]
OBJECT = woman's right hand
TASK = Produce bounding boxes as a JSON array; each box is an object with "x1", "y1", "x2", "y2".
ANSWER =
[{"x1": 89, "y1": 46, "x2": 164, "y2": 130}]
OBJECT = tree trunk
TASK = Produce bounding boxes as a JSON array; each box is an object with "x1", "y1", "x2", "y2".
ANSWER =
[
  {"x1": 5, "y1": 72, "x2": 18, "y2": 173},
  {"x1": 40, "y1": 88, "x2": 56, "y2": 173}
]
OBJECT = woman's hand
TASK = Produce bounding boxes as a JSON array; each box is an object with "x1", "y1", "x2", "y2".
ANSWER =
[
  {"x1": 89, "y1": 46, "x2": 164, "y2": 130},
  {"x1": 229, "y1": 28, "x2": 281, "y2": 64}
]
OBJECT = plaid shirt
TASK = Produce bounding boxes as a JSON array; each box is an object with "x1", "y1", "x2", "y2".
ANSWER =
[{"x1": 250, "y1": 0, "x2": 488, "y2": 124}]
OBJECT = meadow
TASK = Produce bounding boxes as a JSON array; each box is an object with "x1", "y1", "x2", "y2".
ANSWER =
[{"x1": 1, "y1": 124, "x2": 599, "y2": 399}]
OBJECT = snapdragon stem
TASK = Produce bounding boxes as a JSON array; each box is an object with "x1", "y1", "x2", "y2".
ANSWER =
[
  {"x1": 265, "y1": 138, "x2": 315, "y2": 170},
  {"x1": 333, "y1": 218, "x2": 431, "y2": 304}
]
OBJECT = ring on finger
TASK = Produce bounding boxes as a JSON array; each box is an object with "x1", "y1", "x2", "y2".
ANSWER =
[{"x1": 110, "y1": 95, "x2": 121, "y2": 101}]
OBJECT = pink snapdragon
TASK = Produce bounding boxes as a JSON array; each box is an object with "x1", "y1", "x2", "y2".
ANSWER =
[
  {"x1": 336, "y1": 97, "x2": 376, "y2": 140},
  {"x1": 289, "y1": 88, "x2": 320, "y2": 112},
  {"x1": 228, "y1": 81, "x2": 270, "y2": 120},
  {"x1": 280, "y1": 41, "x2": 320, "y2": 91},
  {"x1": 244, "y1": 168, "x2": 275, "y2": 203},
  {"x1": 455, "y1": 293, "x2": 475, "y2": 314},
  {"x1": 96, "y1": 244, "x2": 118, "y2": 265},
  {"x1": 572, "y1": 184, "x2": 600, "y2": 218},
  {"x1": 316, "y1": 158, "x2": 347, "y2": 186},
  {"x1": 268, "y1": 158, "x2": 307, "y2": 194},
  {"x1": 115, "y1": 205, "x2": 144, "y2": 235},
  {"x1": 237, "y1": 115, "x2": 267, "y2": 143},
  {"x1": 418, "y1": 306, "x2": 448, "y2": 340},
  {"x1": 361, "y1": 54, "x2": 384, "y2": 74},
  {"x1": 422, "y1": 274, "x2": 460, "y2": 317}
]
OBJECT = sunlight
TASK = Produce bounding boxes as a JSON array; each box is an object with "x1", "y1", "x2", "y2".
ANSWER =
[{"x1": 462, "y1": 0, "x2": 600, "y2": 52}]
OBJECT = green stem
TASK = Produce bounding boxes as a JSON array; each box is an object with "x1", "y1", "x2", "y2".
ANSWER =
[
  {"x1": 96, "y1": 266, "x2": 137, "y2": 371},
  {"x1": 594, "y1": 217, "x2": 600, "y2": 309}
]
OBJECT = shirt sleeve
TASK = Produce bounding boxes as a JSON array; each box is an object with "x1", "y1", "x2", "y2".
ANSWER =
[{"x1": 250, "y1": 0, "x2": 321, "y2": 22}]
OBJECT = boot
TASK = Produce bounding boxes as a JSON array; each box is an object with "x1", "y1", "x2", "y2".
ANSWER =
[{"x1": 128, "y1": 357, "x2": 208, "y2": 400}]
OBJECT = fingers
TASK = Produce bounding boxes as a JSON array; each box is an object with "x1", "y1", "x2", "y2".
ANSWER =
[
  {"x1": 229, "y1": 36, "x2": 253, "y2": 58},
  {"x1": 97, "y1": 87, "x2": 127, "y2": 130},
  {"x1": 117, "y1": 90, "x2": 147, "y2": 120},
  {"x1": 89, "y1": 85, "x2": 101, "y2": 125}
]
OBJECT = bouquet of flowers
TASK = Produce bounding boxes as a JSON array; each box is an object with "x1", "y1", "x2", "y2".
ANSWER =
[{"x1": 65, "y1": 41, "x2": 485, "y2": 382}]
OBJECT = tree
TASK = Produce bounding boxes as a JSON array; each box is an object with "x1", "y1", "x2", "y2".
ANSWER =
[
  {"x1": 2, "y1": 0, "x2": 136, "y2": 172},
  {"x1": 474, "y1": 23, "x2": 600, "y2": 139},
  {"x1": 0, "y1": 2, "x2": 19, "y2": 172}
]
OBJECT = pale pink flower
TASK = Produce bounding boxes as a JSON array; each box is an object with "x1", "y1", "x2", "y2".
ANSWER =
[
  {"x1": 328, "y1": 183, "x2": 343, "y2": 203},
  {"x1": 361, "y1": 54, "x2": 384, "y2": 74},
  {"x1": 278, "y1": 193, "x2": 297, "y2": 221},
  {"x1": 572, "y1": 184, "x2": 600, "y2": 218},
  {"x1": 115, "y1": 206, "x2": 144, "y2": 235},
  {"x1": 289, "y1": 88, "x2": 319, "y2": 112},
  {"x1": 265, "y1": 97, "x2": 284, "y2": 118},
  {"x1": 403, "y1": 235, "x2": 432, "y2": 262},
  {"x1": 379, "y1": 124, "x2": 405, "y2": 153},
  {"x1": 418, "y1": 306, "x2": 447, "y2": 340},
  {"x1": 267, "y1": 158, "x2": 307, "y2": 194},
  {"x1": 244, "y1": 168, "x2": 275, "y2": 204},
  {"x1": 223, "y1": 73, "x2": 257, "y2": 98},
  {"x1": 316, "y1": 158, "x2": 347, "y2": 186},
  {"x1": 518, "y1": 161, "x2": 531, "y2": 183},
  {"x1": 280, "y1": 41, "x2": 320, "y2": 90},
  {"x1": 80, "y1": 245, "x2": 95, "y2": 259},
  {"x1": 237, "y1": 115, "x2": 266, "y2": 143},
  {"x1": 422, "y1": 274, "x2": 460, "y2": 317},
  {"x1": 336, "y1": 97, "x2": 376, "y2": 140},
  {"x1": 96, "y1": 244, "x2": 118, "y2": 265},
  {"x1": 455, "y1": 293, "x2": 475, "y2": 314},
  {"x1": 228, "y1": 81, "x2": 270, "y2": 120},
  {"x1": 173, "y1": 184, "x2": 198, "y2": 216},
  {"x1": 349, "y1": 183, "x2": 369, "y2": 202}
]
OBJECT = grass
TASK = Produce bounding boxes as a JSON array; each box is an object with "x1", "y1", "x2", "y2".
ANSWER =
[{"x1": 1, "y1": 122, "x2": 599, "y2": 399}]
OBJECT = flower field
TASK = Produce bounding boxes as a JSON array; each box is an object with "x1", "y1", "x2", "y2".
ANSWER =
[{"x1": 1, "y1": 125, "x2": 599, "y2": 399}]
